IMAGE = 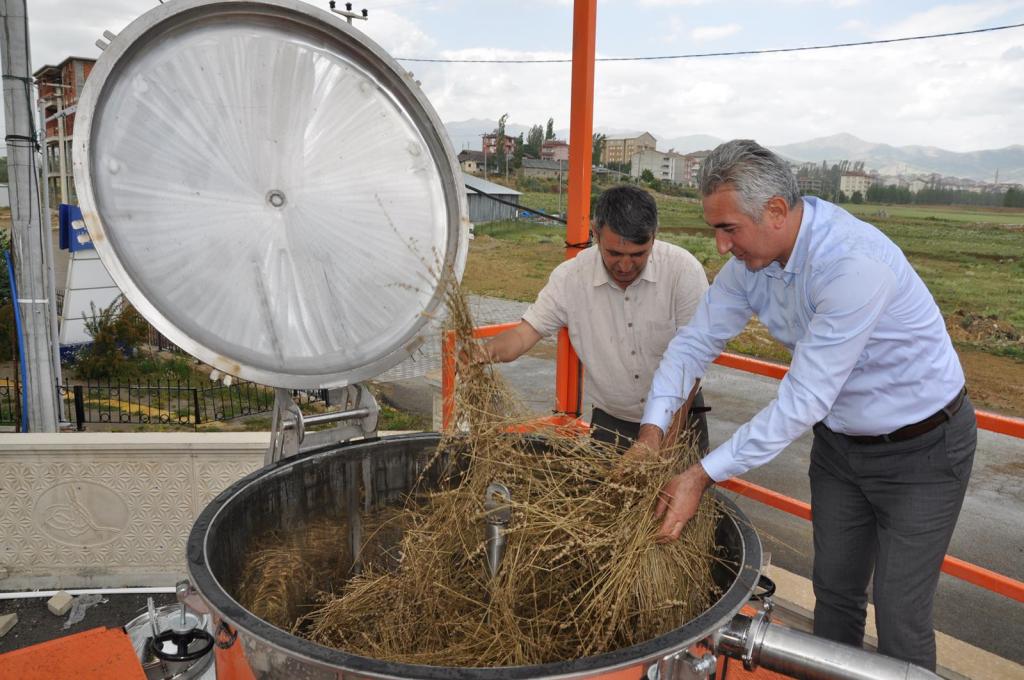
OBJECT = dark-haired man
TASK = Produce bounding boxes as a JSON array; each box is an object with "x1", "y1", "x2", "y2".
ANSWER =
[
  {"x1": 475, "y1": 184, "x2": 710, "y2": 450},
  {"x1": 632, "y1": 139, "x2": 974, "y2": 670}
]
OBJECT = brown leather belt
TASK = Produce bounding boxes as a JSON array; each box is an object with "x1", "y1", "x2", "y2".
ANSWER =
[{"x1": 844, "y1": 387, "x2": 967, "y2": 445}]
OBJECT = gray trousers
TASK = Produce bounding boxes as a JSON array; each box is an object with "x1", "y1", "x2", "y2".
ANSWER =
[
  {"x1": 809, "y1": 396, "x2": 976, "y2": 670},
  {"x1": 590, "y1": 390, "x2": 709, "y2": 454}
]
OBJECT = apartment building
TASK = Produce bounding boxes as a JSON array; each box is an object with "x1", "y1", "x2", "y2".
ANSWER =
[
  {"x1": 540, "y1": 139, "x2": 569, "y2": 162},
  {"x1": 601, "y1": 132, "x2": 656, "y2": 166},
  {"x1": 839, "y1": 172, "x2": 873, "y2": 197},
  {"x1": 629, "y1": 149, "x2": 686, "y2": 184},
  {"x1": 481, "y1": 133, "x2": 516, "y2": 156},
  {"x1": 33, "y1": 56, "x2": 96, "y2": 210}
]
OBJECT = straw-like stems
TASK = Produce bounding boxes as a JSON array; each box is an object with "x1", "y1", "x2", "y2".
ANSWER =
[{"x1": 240, "y1": 281, "x2": 722, "y2": 666}]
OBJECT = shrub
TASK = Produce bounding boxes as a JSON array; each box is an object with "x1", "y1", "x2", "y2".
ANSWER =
[{"x1": 74, "y1": 296, "x2": 149, "y2": 380}]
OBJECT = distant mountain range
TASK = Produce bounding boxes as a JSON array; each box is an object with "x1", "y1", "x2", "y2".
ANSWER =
[{"x1": 444, "y1": 121, "x2": 1024, "y2": 183}]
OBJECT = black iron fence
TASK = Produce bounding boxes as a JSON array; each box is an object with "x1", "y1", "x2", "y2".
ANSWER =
[{"x1": 0, "y1": 378, "x2": 330, "y2": 431}]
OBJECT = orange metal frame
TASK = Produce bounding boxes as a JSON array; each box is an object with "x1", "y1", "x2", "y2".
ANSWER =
[
  {"x1": 551, "y1": 0, "x2": 599, "y2": 419},
  {"x1": 441, "y1": 328, "x2": 1024, "y2": 603}
]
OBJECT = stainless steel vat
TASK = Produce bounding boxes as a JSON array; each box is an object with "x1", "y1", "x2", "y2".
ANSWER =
[{"x1": 186, "y1": 433, "x2": 763, "y2": 680}]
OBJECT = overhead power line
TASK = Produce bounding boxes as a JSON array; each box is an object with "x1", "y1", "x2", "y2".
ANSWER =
[{"x1": 395, "y1": 21, "x2": 1024, "y2": 64}]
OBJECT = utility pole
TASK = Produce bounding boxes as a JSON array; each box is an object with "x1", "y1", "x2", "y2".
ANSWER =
[
  {"x1": 328, "y1": 1, "x2": 368, "y2": 24},
  {"x1": 1, "y1": 0, "x2": 61, "y2": 431},
  {"x1": 482, "y1": 134, "x2": 488, "y2": 181}
]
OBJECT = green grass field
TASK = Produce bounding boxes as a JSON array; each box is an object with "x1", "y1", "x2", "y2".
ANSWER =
[{"x1": 478, "y1": 193, "x2": 1024, "y2": 359}]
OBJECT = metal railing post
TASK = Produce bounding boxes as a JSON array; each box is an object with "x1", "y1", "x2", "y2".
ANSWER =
[
  {"x1": 193, "y1": 387, "x2": 202, "y2": 428},
  {"x1": 72, "y1": 385, "x2": 85, "y2": 431}
]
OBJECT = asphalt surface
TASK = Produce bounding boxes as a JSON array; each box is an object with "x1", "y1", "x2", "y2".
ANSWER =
[{"x1": 0, "y1": 592, "x2": 177, "y2": 655}]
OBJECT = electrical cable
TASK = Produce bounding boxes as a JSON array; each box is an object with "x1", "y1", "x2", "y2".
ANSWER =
[
  {"x1": 465, "y1": 182, "x2": 567, "y2": 224},
  {"x1": 396, "y1": 21, "x2": 1024, "y2": 63}
]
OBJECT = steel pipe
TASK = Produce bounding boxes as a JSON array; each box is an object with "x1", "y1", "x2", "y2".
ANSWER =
[{"x1": 716, "y1": 611, "x2": 941, "y2": 680}]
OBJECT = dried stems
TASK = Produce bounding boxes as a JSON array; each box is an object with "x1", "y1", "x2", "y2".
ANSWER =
[{"x1": 238, "y1": 282, "x2": 720, "y2": 667}]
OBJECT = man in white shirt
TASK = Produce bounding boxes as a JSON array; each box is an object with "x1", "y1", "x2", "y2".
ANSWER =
[
  {"x1": 476, "y1": 184, "x2": 710, "y2": 450},
  {"x1": 632, "y1": 139, "x2": 975, "y2": 670}
]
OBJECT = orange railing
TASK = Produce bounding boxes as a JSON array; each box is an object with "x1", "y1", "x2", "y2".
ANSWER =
[{"x1": 441, "y1": 323, "x2": 1024, "y2": 603}]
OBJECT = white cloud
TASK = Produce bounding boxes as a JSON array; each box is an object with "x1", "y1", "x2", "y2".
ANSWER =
[
  {"x1": 636, "y1": 0, "x2": 710, "y2": 6},
  {"x1": 16, "y1": 0, "x2": 1024, "y2": 155},
  {"x1": 361, "y1": 10, "x2": 437, "y2": 57},
  {"x1": 875, "y1": 2, "x2": 1022, "y2": 39},
  {"x1": 690, "y1": 23, "x2": 742, "y2": 42}
]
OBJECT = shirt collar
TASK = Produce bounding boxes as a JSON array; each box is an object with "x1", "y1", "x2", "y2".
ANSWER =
[
  {"x1": 764, "y1": 197, "x2": 813, "y2": 282},
  {"x1": 590, "y1": 241, "x2": 658, "y2": 288},
  {"x1": 785, "y1": 197, "x2": 814, "y2": 276}
]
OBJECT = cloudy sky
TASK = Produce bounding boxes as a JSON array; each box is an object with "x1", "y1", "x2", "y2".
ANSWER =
[{"x1": 22, "y1": 0, "x2": 1024, "y2": 152}]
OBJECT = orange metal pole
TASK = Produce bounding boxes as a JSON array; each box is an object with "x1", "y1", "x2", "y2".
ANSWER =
[
  {"x1": 441, "y1": 330, "x2": 457, "y2": 430},
  {"x1": 713, "y1": 352, "x2": 789, "y2": 380},
  {"x1": 713, "y1": 352, "x2": 1024, "y2": 439},
  {"x1": 719, "y1": 478, "x2": 813, "y2": 521},
  {"x1": 941, "y1": 555, "x2": 1024, "y2": 603},
  {"x1": 555, "y1": 0, "x2": 597, "y2": 418}
]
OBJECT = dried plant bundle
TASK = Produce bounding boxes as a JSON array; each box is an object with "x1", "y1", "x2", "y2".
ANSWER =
[{"x1": 237, "y1": 282, "x2": 721, "y2": 667}]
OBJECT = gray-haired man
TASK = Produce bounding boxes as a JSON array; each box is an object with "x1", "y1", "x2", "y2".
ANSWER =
[{"x1": 631, "y1": 139, "x2": 975, "y2": 670}]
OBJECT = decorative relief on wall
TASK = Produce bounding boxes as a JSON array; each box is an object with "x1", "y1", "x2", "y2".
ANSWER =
[
  {"x1": 0, "y1": 452, "x2": 263, "y2": 581},
  {"x1": 34, "y1": 482, "x2": 128, "y2": 547}
]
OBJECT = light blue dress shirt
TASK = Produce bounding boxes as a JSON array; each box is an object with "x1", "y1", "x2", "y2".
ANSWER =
[{"x1": 641, "y1": 196, "x2": 965, "y2": 482}]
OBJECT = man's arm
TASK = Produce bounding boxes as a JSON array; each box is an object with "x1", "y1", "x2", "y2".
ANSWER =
[
  {"x1": 643, "y1": 261, "x2": 754, "y2": 434},
  {"x1": 479, "y1": 321, "x2": 543, "y2": 363}
]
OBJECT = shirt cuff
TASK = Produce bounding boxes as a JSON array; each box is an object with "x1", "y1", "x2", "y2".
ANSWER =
[
  {"x1": 700, "y1": 443, "x2": 744, "y2": 482},
  {"x1": 641, "y1": 396, "x2": 679, "y2": 433}
]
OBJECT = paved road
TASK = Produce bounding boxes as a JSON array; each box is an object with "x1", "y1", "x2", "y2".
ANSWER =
[{"x1": 394, "y1": 295, "x2": 1024, "y2": 664}]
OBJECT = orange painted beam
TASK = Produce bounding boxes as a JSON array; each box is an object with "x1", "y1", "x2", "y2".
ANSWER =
[
  {"x1": 713, "y1": 351, "x2": 1023, "y2": 439},
  {"x1": 719, "y1": 477, "x2": 813, "y2": 521},
  {"x1": 713, "y1": 352, "x2": 789, "y2": 380},
  {"x1": 719, "y1": 477, "x2": 1024, "y2": 602},
  {"x1": 976, "y1": 410, "x2": 1024, "y2": 439},
  {"x1": 553, "y1": 0, "x2": 597, "y2": 419},
  {"x1": 941, "y1": 554, "x2": 1024, "y2": 603}
]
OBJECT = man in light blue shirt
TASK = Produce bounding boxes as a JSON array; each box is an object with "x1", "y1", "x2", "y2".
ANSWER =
[{"x1": 631, "y1": 140, "x2": 975, "y2": 670}]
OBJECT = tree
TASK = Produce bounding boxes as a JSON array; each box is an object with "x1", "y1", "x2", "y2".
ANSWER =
[
  {"x1": 1004, "y1": 187, "x2": 1024, "y2": 208},
  {"x1": 592, "y1": 133, "x2": 606, "y2": 165},
  {"x1": 513, "y1": 133, "x2": 525, "y2": 170},
  {"x1": 525, "y1": 125, "x2": 544, "y2": 158},
  {"x1": 851, "y1": 190, "x2": 864, "y2": 204},
  {"x1": 640, "y1": 169, "x2": 655, "y2": 183},
  {"x1": 0, "y1": 157, "x2": 7, "y2": 184},
  {"x1": 545, "y1": 118, "x2": 555, "y2": 140}
]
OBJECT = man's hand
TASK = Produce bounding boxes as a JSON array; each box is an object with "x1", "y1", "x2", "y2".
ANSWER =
[
  {"x1": 457, "y1": 322, "x2": 542, "y2": 371},
  {"x1": 457, "y1": 340, "x2": 492, "y2": 370},
  {"x1": 654, "y1": 462, "x2": 714, "y2": 543},
  {"x1": 614, "y1": 424, "x2": 665, "y2": 477}
]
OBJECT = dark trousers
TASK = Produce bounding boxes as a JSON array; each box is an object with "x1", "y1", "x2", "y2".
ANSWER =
[
  {"x1": 809, "y1": 396, "x2": 976, "y2": 670},
  {"x1": 590, "y1": 390, "x2": 709, "y2": 454}
]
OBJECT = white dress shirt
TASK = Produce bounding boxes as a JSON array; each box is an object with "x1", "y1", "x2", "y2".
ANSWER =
[
  {"x1": 523, "y1": 240, "x2": 708, "y2": 422},
  {"x1": 642, "y1": 197, "x2": 965, "y2": 481}
]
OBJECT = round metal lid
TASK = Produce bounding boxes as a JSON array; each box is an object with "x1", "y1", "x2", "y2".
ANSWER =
[{"x1": 73, "y1": 0, "x2": 468, "y2": 388}]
